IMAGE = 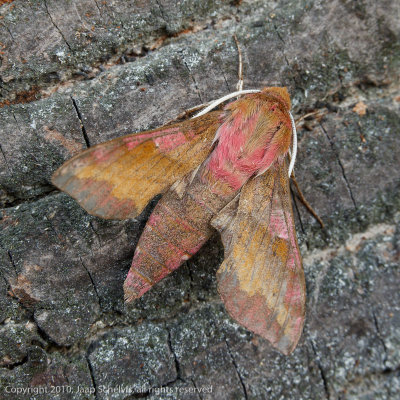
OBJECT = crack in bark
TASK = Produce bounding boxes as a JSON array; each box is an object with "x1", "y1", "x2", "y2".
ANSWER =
[
  {"x1": 216, "y1": 62, "x2": 231, "y2": 92},
  {"x1": 80, "y1": 257, "x2": 102, "y2": 311},
  {"x1": 3, "y1": 260, "x2": 18, "y2": 303},
  {"x1": 89, "y1": 221, "x2": 102, "y2": 247},
  {"x1": 1, "y1": 188, "x2": 58, "y2": 210},
  {"x1": 282, "y1": 52, "x2": 290, "y2": 68},
  {"x1": 114, "y1": 325, "x2": 184, "y2": 397},
  {"x1": 71, "y1": 96, "x2": 91, "y2": 148},
  {"x1": 310, "y1": 340, "x2": 330, "y2": 399},
  {"x1": 191, "y1": 378, "x2": 204, "y2": 400},
  {"x1": 0, "y1": 82, "x2": 10, "y2": 93},
  {"x1": 225, "y1": 340, "x2": 248, "y2": 400},
  {"x1": 11, "y1": 112, "x2": 22, "y2": 134},
  {"x1": 0, "y1": 143, "x2": 10, "y2": 172},
  {"x1": 0, "y1": 313, "x2": 104, "y2": 377},
  {"x1": 7, "y1": 250, "x2": 18, "y2": 275},
  {"x1": 0, "y1": 22, "x2": 15, "y2": 41},
  {"x1": 341, "y1": 364, "x2": 400, "y2": 395},
  {"x1": 92, "y1": 0, "x2": 103, "y2": 17},
  {"x1": 167, "y1": 326, "x2": 181, "y2": 382},
  {"x1": 320, "y1": 122, "x2": 358, "y2": 209},
  {"x1": 85, "y1": 352, "x2": 99, "y2": 400},
  {"x1": 34, "y1": 319, "x2": 68, "y2": 350},
  {"x1": 273, "y1": 23, "x2": 285, "y2": 45},
  {"x1": 182, "y1": 58, "x2": 203, "y2": 103},
  {"x1": 273, "y1": 23, "x2": 290, "y2": 67},
  {"x1": 372, "y1": 310, "x2": 388, "y2": 366},
  {"x1": 44, "y1": 0, "x2": 72, "y2": 51},
  {"x1": 1, "y1": 354, "x2": 29, "y2": 370},
  {"x1": 19, "y1": 309, "x2": 72, "y2": 351},
  {"x1": 1, "y1": 274, "x2": 9, "y2": 289},
  {"x1": 155, "y1": 0, "x2": 169, "y2": 26}
]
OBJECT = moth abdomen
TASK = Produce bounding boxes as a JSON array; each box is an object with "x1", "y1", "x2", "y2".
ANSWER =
[
  {"x1": 124, "y1": 166, "x2": 238, "y2": 303},
  {"x1": 124, "y1": 187, "x2": 212, "y2": 302}
]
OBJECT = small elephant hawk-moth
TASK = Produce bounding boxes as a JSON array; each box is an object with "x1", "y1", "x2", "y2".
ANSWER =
[{"x1": 52, "y1": 87, "x2": 305, "y2": 355}]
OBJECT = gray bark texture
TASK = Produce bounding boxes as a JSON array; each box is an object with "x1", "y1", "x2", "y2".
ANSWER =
[{"x1": 0, "y1": 0, "x2": 399, "y2": 399}]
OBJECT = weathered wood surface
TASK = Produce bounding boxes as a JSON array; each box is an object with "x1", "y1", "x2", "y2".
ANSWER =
[{"x1": 1, "y1": 0, "x2": 399, "y2": 399}]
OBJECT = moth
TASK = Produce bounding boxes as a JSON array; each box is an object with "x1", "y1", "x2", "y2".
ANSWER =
[{"x1": 52, "y1": 87, "x2": 305, "y2": 355}]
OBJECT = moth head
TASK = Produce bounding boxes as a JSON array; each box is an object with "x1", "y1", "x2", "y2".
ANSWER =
[{"x1": 260, "y1": 87, "x2": 291, "y2": 111}]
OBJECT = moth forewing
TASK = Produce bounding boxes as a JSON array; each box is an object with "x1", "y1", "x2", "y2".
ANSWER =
[{"x1": 51, "y1": 111, "x2": 222, "y2": 220}]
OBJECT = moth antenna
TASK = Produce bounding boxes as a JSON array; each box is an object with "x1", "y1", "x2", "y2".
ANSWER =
[
  {"x1": 233, "y1": 34, "x2": 244, "y2": 92},
  {"x1": 288, "y1": 112, "x2": 297, "y2": 177},
  {"x1": 192, "y1": 89, "x2": 261, "y2": 118}
]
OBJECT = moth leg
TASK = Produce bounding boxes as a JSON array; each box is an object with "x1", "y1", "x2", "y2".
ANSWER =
[
  {"x1": 290, "y1": 175, "x2": 325, "y2": 228},
  {"x1": 294, "y1": 109, "x2": 328, "y2": 125}
]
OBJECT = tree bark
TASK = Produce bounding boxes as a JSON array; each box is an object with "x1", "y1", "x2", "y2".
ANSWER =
[{"x1": 0, "y1": 1, "x2": 399, "y2": 399}]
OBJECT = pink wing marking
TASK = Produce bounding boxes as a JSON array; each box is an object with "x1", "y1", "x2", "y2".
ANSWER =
[{"x1": 122, "y1": 127, "x2": 179, "y2": 150}]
